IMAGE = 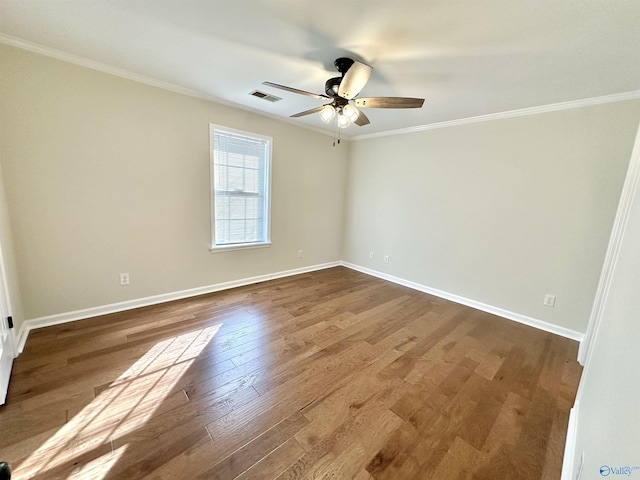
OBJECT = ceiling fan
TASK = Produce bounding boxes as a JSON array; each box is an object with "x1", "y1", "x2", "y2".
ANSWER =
[{"x1": 263, "y1": 57, "x2": 424, "y2": 128}]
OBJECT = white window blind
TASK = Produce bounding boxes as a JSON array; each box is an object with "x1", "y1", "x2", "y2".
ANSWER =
[{"x1": 211, "y1": 125, "x2": 271, "y2": 249}]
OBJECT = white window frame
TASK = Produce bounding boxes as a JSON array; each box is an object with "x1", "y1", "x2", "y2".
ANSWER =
[{"x1": 209, "y1": 124, "x2": 272, "y2": 252}]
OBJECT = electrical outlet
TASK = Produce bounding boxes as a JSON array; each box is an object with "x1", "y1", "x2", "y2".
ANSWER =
[
  {"x1": 369, "y1": 251, "x2": 374, "y2": 260},
  {"x1": 544, "y1": 294, "x2": 556, "y2": 307},
  {"x1": 383, "y1": 255, "x2": 389, "y2": 264},
  {"x1": 120, "y1": 273, "x2": 130, "y2": 286},
  {"x1": 297, "y1": 250, "x2": 303, "y2": 258}
]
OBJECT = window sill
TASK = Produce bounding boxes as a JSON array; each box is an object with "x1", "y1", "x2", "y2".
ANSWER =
[{"x1": 210, "y1": 242, "x2": 272, "y2": 253}]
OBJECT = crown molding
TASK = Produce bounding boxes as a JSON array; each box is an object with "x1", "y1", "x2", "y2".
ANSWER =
[
  {"x1": 2, "y1": 32, "x2": 638, "y2": 142},
  {"x1": 351, "y1": 90, "x2": 640, "y2": 141},
  {"x1": 0, "y1": 33, "x2": 335, "y2": 139},
  {"x1": 0, "y1": 33, "x2": 222, "y2": 102}
]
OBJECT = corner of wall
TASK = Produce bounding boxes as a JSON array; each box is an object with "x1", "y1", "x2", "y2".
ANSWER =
[{"x1": 0, "y1": 159, "x2": 26, "y2": 353}]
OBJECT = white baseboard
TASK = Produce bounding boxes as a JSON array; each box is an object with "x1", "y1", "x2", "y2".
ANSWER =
[
  {"x1": 17, "y1": 259, "x2": 583, "y2": 353},
  {"x1": 561, "y1": 402, "x2": 581, "y2": 480},
  {"x1": 16, "y1": 261, "x2": 340, "y2": 353},
  {"x1": 340, "y1": 261, "x2": 584, "y2": 342},
  {"x1": 16, "y1": 324, "x2": 29, "y2": 355}
]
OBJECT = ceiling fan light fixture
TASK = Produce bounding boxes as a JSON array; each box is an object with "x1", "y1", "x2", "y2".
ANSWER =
[
  {"x1": 343, "y1": 104, "x2": 359, "y2": 122},
  {"x1": 319, "y1": 105, "x2": 336, "y2": 123},
  {"x1": 336, "y1": 111, "x2": 352, "y2": 128}
]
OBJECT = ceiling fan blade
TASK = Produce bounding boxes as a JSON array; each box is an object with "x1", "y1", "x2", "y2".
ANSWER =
[
  {"x1": 338, "y1": 61, "x2": 373, "y2": 100},
  {"x1": 355, "y1": 97, "x2": 425, "y2": 109},
  {"x1": 290, "y1": 105, "x2": 326, "y2": 118},
  {"x1": 354, "y1": 109, "x2": 370, "y2": 126},
  {"x1": 262, "y1": 82, "x2": 329, "y2": 99}
]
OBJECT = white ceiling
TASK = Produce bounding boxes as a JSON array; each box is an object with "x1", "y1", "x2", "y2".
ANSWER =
[{"x1": 1, "y1": 1, "x2": 640, "y2": 138}]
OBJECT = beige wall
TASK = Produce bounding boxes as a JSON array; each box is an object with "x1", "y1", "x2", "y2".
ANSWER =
[
  {"x1": 0, "y1": 45, "x2": 348, "y2": 322},
  {"x1": 570, "y1": 121, "x2": 640, "y2": 478},
  {"x1": 342, "y1": 101, "x2": 640, "y2": 334},
  {"x1": 2, "y1": 43, "x2": 639, "y2": 339}
]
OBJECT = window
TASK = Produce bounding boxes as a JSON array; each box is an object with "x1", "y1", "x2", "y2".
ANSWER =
[{"x1": 210, "y1": 125, "x2": 272, "y2": 251}]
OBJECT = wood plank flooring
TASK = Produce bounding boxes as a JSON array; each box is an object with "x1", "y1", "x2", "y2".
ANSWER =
[{"x1": 0, "y1": 267, "x2": 582, "y2": 479}]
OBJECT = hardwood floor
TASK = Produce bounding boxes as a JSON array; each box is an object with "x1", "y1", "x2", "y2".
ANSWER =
[{"x1": 0, "y1": 267, "x2": 582, "y2": 480}]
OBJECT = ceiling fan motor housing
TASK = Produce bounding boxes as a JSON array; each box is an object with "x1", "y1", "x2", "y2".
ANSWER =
[
  {"x1": 334, "y1": 57, "x2": 355, "y2": 74},
  {"x1": 325, "y1": 77, "x2": 342, "y2": 97}
]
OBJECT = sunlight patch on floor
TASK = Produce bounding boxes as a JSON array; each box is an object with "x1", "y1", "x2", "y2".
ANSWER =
[
  {"x1": 67, "y1": 444, "x2": 128, "y2": 480},
  {"x1": 15, "y1": 324, "x2": 222, "y2": 479}
]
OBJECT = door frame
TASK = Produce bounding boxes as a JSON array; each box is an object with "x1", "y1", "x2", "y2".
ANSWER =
[
  {"x1": 577, "y1": 120, "x2": 640, "y2": 366},
  {"x1": 0, "y1": 231, "x2": 16, "y2": 404}
]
